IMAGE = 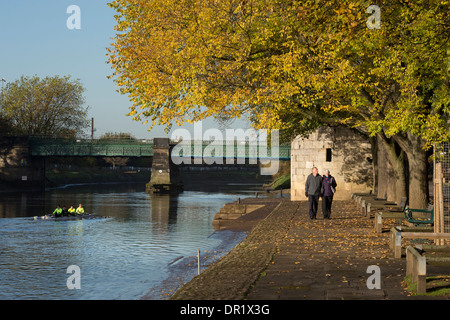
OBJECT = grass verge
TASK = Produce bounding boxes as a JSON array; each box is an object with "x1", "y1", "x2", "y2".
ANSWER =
[{"x1": 403, "y1": 274, "x2": 450, "y2": 296}]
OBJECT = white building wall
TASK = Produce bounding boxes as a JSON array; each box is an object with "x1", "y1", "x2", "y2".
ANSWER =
[{"x1": 291, "y1": 126, "x2": 373, "y2": 201}]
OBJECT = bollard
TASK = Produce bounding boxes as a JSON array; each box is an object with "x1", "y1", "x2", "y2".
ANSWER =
[
  {"x1": 361, "y1": 199, "x2": 366, "y2": 216},
  {"x1": 375, "y1": 212, "x2": 382, "y2": 234},
  {"x1": 394, "y1": 231, "x2": 402, "y2": 259},
  {"x1": 197, "y1": 249, "x2": 200, "y2": 275}
]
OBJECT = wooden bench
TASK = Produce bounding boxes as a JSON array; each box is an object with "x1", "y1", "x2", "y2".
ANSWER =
[
  {"x1": 390, "y1": 226, "x2": 450, "y2": 258},
  {"x1": 406, "y1": 245, "x2": 450, "y2": 294},
  {"x1": 353, "y1": 195, "x2": 397, "y2": 216},
  {"x1": 351, "y1": 192, "x2": 379, "y2": 208},
  {"x1": 374, "y1": 211, "x2": 406, "y2": 234},
  {"x1": 406, "y1": 246, "x2": 427, "y2": 294},
  {"x1": 366, "y1": 197, "x2": 407, "y2": 218}
]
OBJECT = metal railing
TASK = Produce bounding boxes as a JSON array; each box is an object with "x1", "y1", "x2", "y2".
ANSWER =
[{"x1": 28, "y1": 137, "x2": 291, "y2": 159}]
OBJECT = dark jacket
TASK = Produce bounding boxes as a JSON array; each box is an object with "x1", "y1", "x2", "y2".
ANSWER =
[
  {"x1": 305, "y1": 173, "x2": 323, "y2": 196},
  {"x1": 322, "y1": 175, "x2": 337, "y2": 197}
]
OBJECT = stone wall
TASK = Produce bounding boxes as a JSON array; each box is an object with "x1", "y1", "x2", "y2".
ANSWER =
[
  {"x1": 290, "y1": 126, "x2": 373, "y2": 201},
  {"x1": 0, "y1": 137, "x2": 44, "y2": 188}
]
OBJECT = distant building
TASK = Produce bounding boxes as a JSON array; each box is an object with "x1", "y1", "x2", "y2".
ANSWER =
[{"x1": 290, "y1": 126, "x2": 373, "y2": 201}]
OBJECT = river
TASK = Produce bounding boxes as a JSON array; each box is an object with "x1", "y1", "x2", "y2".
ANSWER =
[{"x1": 0, "y1": 182, "x2": 264, "y2": 300}]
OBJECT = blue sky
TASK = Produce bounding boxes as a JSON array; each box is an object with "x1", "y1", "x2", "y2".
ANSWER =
[{"x1": 0, "y1": 1, "x2": 249, "y2": 139}]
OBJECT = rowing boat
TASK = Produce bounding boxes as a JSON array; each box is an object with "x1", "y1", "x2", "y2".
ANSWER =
[{"x1": 33, "y1": 214, "x2": 110, "y2": 221}]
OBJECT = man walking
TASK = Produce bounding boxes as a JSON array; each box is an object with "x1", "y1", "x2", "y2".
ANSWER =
[{"x1": 305, "y1": 167, "x2": 322, "y2": 219}]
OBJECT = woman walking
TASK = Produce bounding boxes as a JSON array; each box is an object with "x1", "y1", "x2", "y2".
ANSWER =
[{"x1": 322, "y1": 170, "x2": 337, "y2": 219}]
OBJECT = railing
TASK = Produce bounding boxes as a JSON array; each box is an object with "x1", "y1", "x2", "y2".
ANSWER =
[{"x1": 28, "y1": 138, "x2": 291, "y2": 159}]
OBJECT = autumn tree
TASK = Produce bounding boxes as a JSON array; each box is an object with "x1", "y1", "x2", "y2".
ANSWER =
[
  {"x1": 0, "y1": 75, "x2": 89, "y2": 138},
  {"x1": 107, "y1": 0, "x2": 449, "y2": 208}
]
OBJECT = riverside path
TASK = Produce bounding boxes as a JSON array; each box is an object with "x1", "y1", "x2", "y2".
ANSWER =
[{"x1": 171, "y1": 199, "x2": 449, "y2": 300}]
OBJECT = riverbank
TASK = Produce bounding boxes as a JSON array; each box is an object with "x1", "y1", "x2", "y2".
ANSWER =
[
  {"x1": 170, "y1": 198, "x2": 297, "y2": 300},
  {"x1": 141, "y1": 197, "x2": 283, "y2": 299},
  {"x1": 170, "y1": 198, "x2": 449, "y2": 300}
]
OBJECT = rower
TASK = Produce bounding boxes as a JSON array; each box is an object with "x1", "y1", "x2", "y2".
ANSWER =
[
  {"x1": 68, "y1": 205, "x2": 76, "y2": 216},
  {"x1": 53, "y1": 205, "x2": 63, "y2": 217},
  {"x1": 62, "y1": 205, "x2": 68, "y2": 217},
  {"x1": 76, "y1": 204, "x2": 85, "y2": 215}
]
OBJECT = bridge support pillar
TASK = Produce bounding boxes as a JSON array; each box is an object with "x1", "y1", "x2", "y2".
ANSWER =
[{"x1": 146, "y1": 138, "x2": 183, "y2": 193}]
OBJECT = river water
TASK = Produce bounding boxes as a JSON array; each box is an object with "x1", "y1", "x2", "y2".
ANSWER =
[{"x1": 0, "y1": 182, "x2": 263, "y2": 300}]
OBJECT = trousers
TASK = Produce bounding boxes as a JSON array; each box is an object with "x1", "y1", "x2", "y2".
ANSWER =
[
  {"x1": 322, "y1": 195, "x2": 334, "y2": 219},
  {"x1": 308, "y1": 195, "x2": 319, "y2": 218}
]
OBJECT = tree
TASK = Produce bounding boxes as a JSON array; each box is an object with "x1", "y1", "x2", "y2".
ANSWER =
[
  {"x1": 107, "y1": 0, "x2": 450, "y2": 208},
  {"x1": 103, "y1": 157, "x2": 129, "y2": 170},
  {"x1": 0, "y1": 75, "x2": 89, "y2": 138},
  {"x1": 0, "y1": 113, "x2": 13, "y2": 136},
  {"x1": 99, "y1": 132, "x2": 136, "y2": 141}
]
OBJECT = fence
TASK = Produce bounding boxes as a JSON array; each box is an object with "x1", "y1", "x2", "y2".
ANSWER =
[
  {"x1": 28, "y1": 137, "x2": 292, "y2": 159},
  {"x1": 434, "y1": 142, "x2": 450, "y2": 244}
]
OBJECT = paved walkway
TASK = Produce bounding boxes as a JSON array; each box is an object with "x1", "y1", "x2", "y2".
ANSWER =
[
  {"x1": 171, "y1": 199, "x2": 447, "y2": 300},
  {"x1": 247, "y1": 200, "x2": 409, "y2": 299}
]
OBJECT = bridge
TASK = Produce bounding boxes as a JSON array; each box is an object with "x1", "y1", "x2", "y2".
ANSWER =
[
  {"x1": 28, "y1": 137, "x2": 291, "y2": 160},
  {"x1": 1, "y1": 136, "x2": 291, "y2": 193}
]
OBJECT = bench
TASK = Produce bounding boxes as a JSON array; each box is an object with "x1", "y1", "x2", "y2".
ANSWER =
[
  {"x1": 374, "y1": 211, "x2": 406, "y2": 234},
  {"x1": 366, "y1": 197, "x2": 407, "y2": 218},
  {"x1": 351, "y1": 192, "x2": 380, "y2": 208},
  {"x1": 406, "y1": 246, "x2": 427, "y2": 294},
  {"x1": 374, "y1": 202, "x2": 433, "y2": 233},
  {"x1": 390, "y1": 226, "x2": 450, "y2": 258},
  {"x1": 406, "y1": 245, "x2": 450, "y2": 294},
  {"x1": 404, "y1": 204, "x2": 434, "y2": 226}
]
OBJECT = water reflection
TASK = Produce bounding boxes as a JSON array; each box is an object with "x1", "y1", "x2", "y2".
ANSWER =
[{"x1": 151, "y1": 193, "x2": 178, "y2": 226}]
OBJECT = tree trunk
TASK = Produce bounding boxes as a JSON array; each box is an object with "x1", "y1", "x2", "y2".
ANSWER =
[
  {"x1": 369, "y1": 136, "x2": 378, "y2": 195},
  {"x1": 376, "y1": 135, "x2": 388, "y2": 200},
  {"x1": 378, "y1": 134, "x2": 407, "y2": 204},
  {"x1": 394, "y1": 134, "x2": 429, "y2": 209}
]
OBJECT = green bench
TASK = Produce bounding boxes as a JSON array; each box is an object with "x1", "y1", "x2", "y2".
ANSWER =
[
  {"x1": 404, "y1": 204, "x2": 434, "y2": 226},
  {"x1": 374, "y1": 201, "x2": 433, "y2": 233}
]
